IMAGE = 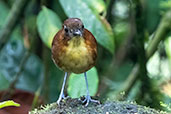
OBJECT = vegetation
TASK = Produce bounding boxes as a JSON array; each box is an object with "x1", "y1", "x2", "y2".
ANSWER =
[{"x1": 0, "y1": 0, "x2": 171, "y2": 113}]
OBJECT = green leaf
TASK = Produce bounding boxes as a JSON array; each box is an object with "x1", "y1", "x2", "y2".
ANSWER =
[
  {"x1": 59, "y1": 0, "x2": 114, "y2": 54},
  {"x1": 146, "y1": 0, "x2": 160, "y2": 33},
  {"x1": 0, "y1": 1, "x2": 9, "y2": 27},
  {"x1": 0, "y1": 40, "x2": 43, "y2": 92},
  {"x1": 165, "y1": 36, "x2": 171, "y2": 66},
  {"x1": 0, "y1": 73, "x2": 10, "y2": 91},
  {"x1": 48, "y1": 61, "x2": 63, "y2": 102},
  {"x1": 0, "y1": 1, "x2": 22, "y2": 40},
  {"x1": 114, "y1": 22, "x2": 129, "y2": 47},
  {"x1": 147, "y1": 52, "x2": 170, "y2": 78},
  {"x1": 84, "y1": 0, "x2": 106, "y2": 15},
  {"x1": 160, "y1": 0, "x2": 171, "y2": 9},
  {"x1": 0, "y1": 100, "x2": 20, "y2": 109},
  {"x1": 67, "y1": 67, "x2": 99, "y2": 98},
  {"x1": 37, "y1": 6, "x2": 62, "y2": 48}
]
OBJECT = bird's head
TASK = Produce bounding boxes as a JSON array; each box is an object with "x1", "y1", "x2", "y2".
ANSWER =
[{"x1": 62, "y1": 18, "x2": 84, "y2": 38}]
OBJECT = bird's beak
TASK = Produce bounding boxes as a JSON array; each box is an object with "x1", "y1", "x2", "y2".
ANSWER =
[{"x1": 73, "y1": 29, "x2": 82, "y2": 37}]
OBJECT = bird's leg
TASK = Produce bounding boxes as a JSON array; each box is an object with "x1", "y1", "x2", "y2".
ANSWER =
[
  {"x1": 61, "y1": 93, "x2": 68, "y2": 99},
  {"x1": 57, "y1": 72, "x2": 68, "y2": 105},
  {"x1": 82, "y1": 72, "x2": 100, "y2": 106}
]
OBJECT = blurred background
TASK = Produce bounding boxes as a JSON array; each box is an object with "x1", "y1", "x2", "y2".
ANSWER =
[{"x1": 0, "y1": 0, "x2": 171, "y2": 113}]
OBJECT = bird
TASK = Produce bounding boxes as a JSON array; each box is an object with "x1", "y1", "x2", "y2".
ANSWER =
[{"x1": 51, "y1": 18, "x2": 99, "y2": 106}]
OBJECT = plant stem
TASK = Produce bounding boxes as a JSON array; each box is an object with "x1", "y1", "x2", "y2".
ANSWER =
[
  {"x1": 1, "y1": 50, "x2": 31, "y2": 101},
  {"x1": 42, "y1": 45, "x2": 50, "y2": 103},
  {"x1": 0, "y1": 0, "x2": 29, "y2": 51},
  {"x1": 146, "y1": 10, "x2": 171, "y2": 59},
  {"x1": 106, "y1": 0, "x2": 115, "y2": 23},
  {"x1": 116, "y1": 9, "x2": 171, "y2": 99}
]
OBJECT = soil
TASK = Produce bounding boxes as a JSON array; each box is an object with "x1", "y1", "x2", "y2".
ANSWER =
[{"x1": 30, "y1": 97, "x2": 166, "y2": 114}]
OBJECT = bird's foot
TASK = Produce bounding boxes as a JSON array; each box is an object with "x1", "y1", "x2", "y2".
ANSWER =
[
  {"x1": 57, "y1": 94, "x2": 69, "y2": 105},
  {"x1": 82, "y1": 95, "x2": 100, "y2": 106},
  {"x1": 62, "y1": 94, "x2": 70, "y2": 99}
]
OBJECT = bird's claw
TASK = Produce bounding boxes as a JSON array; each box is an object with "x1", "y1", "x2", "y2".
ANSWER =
[
  {"x1": 57, "y1": 99, "x2": 61, "y2": 105},
  {"x1": 62, "y1": 94, "x2": 70, "y2": 99},
  {"x1": 57, "y1": 94, "x2": 69, "y2": 105},
  {"x1": 82, "y1": 95, "x2": 100, "y2": 106}
]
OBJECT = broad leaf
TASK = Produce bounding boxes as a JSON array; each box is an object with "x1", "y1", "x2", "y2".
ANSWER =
[
  {"x1": 48, "y1": 61, "x2": 63, "y2": 102},
  {"x1": 84, "y1": 0, "x2": 106, "y2": 15},
  {"x1": 67, "y1": 67, "x2": 99, "y2": 98},
  {"x1": 0, "y1": 100, "x2": 20, "y2": 109},
  {"x1": 0, "y1": 73, "x2": 10, "y2": 91},
  {"x1": 0, "y1": 1, "x2": 9, "y2": 27},
  {"x1": 59, "y1": 0, "x2": 114, "y2": 53},
  {"x1": 37, "y1": 6, "x2": 62, "y2": 48},
  {"x1": 0, "y1": 40, "x2": 43, "y2": 92}
]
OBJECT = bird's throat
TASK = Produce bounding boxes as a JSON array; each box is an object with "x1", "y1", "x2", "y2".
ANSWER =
[{"x1": 67, "y1": 36, "x2": 83, "y2": 47}]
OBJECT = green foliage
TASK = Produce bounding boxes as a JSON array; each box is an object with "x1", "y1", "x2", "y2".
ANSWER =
[
  {"x1": 160, "y1": 98, "x2": 171, "y2": 112},
  {"x1": 114, "y1": 22, "x2": 129, "y2": 47},
  {"x1": 48, "y1": 62, "x2": 63, "y2": 102},
  {"x1": 160, "y1": 0, "x2": 171, "y2": 9},
  {"x1": 165, "y1": 36, "x2": 171, "y2": 66},
  {"x1": 84, "y1": 0, "x2": 106, "y2": 15},
  {"x1": 0, "y1": 40, "x2": 43, "y2": 92},
  {"x1": 146, "y1": 0, "x2": 160, "y2": 33},
  {"x1": 68, "y1": 67, "x2": 99, "y2": 98},
  {"x1": 59, "y1": 0, "x2": 115, "y2": 54},
  {"x1": 0, "y1": 1, "x2": 9, "y2": 27},
  {"x1": 0, "y1": 73, "x2": 10, "y2": 91},
  {"x1": 0, "y1": 0, "x2": 171, "y2": 112},
  {"x1": 37, "y1": 6, "x2": 62, "y2": 48},
  {"x1": 147, "y1": 51, "x2": 170, "y2": 79},
  {"x1": 0, "y1": 100, "x2": 20, "y2": 109}
]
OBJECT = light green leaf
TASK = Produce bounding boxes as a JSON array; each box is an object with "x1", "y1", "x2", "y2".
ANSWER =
[
  {"x1": 37, "y1": 6, "x2": 62, "y2": 48},
  {"x1": 84, "y1": 0, "x2": 106, "y2": 15},
  {"x1": 67, "y1": 67, "x2": 99, "y2": 98},
  {"x1": 165, "y1": 36, "x2": 171, "y2": 66},
  {"x1": 59, "y1": 0, "x2": 114, "y2": 53},
  {"x1": 147, "y1": 52, "x2": 170, "y2": 79},
  {"x1": 0, "y1": 100, "x2": 20, "y2": 109},
  {"x1": 160, "y1": 0, "x2": 171, "y2": 9}
]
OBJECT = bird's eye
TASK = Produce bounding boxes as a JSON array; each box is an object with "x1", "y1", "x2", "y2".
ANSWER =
[
  {"x1": 82, "y1": 25, "x2": 84, "y2": 29},
  {"x1": 64, "y1": 27, "x2": 69, "y2": 33}
]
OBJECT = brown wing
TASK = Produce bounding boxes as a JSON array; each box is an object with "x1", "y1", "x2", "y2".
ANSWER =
[
  {"x1": 83, "y1": 29, "x2": 97, "y2": 62},
  {"x1": 83, "y1": 29, "x2": 97, "y2": 49},
  {"x1": 52, "y1": 29, "x2": 63, "y2": 47},
  {"x1": 51, "y1": 29, "x2": 65, "y2": 68}
]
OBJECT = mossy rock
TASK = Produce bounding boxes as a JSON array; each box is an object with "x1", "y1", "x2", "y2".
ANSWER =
[{"x1": 30, "y1": 97, "x2": 166, "y2": 114}]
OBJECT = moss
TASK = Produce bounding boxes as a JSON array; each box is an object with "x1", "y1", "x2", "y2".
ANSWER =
[{"x1": 29, "y1": 97, "x2": 167, "y2": 114}]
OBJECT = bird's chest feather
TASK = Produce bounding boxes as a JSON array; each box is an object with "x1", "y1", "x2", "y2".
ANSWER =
[
  {"x1": 64, "y1": 37, "x2": 88, "y2": 58},
  {"x1": 59, "y1": 37, "x2": 94, "y2": 73}
]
